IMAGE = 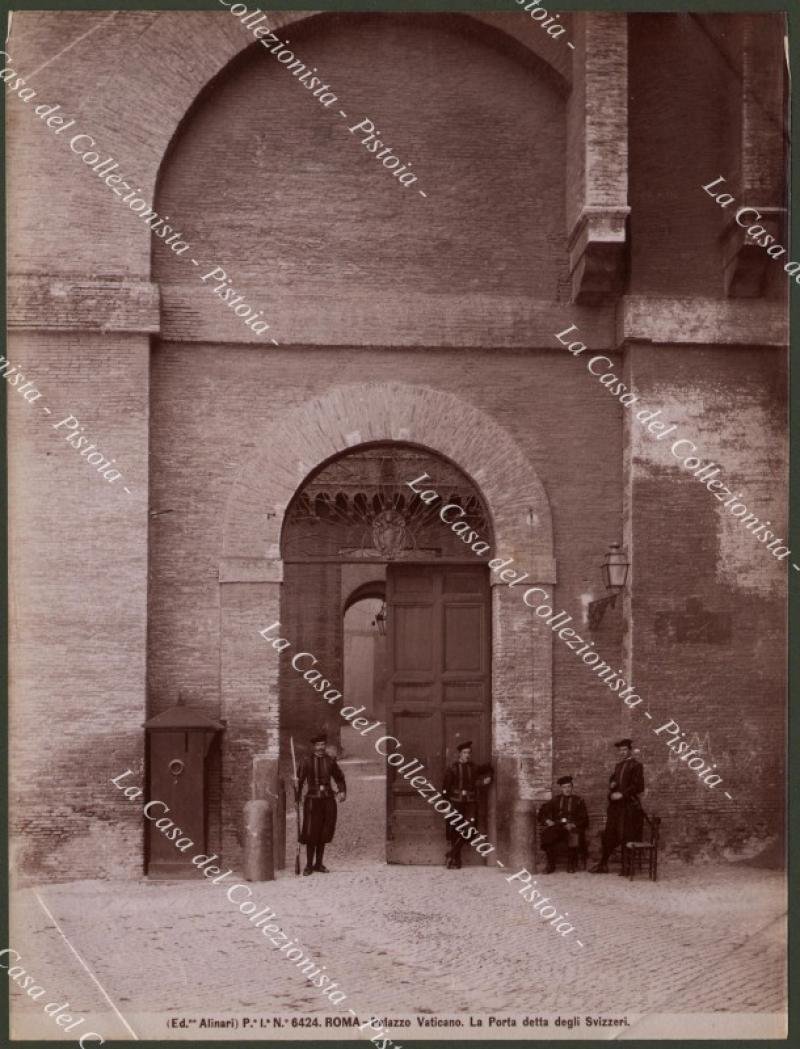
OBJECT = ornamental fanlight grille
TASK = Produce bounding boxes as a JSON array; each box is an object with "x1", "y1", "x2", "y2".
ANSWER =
[{"x1": 281, "y1": 445, "x2": 492, "y2": 562}]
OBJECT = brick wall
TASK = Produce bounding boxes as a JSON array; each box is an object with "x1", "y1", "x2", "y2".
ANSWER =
[
  {"x1": 7, "y1": 11, "x2": 787, "y2": 878},
  {"x1": 8, "y1": 333, "x2": 149, "y2": 881},
  {"x1": 624, "y1": 344, "x2": 787, "y2": 859}
]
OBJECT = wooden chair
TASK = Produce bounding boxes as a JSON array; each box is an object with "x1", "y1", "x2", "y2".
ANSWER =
[
  {"x1": 549, "y1": 836, "x2": 588, "y2": 872},
  {"x1": 624, "y1": 813, "x2": 661, "y2": 881}
]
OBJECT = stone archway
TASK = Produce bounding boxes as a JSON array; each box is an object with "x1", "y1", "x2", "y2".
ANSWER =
[
  {"x1": 219, "y1": 382, "x2": 555, "y2": 867},
  {"x1": 222, "y1": 381, "x2": 553, "y2": 561}
]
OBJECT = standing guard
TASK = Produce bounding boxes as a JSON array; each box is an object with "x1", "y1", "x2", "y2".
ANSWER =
[
  {"x1": 591, "y1": 738, "x2": 645, "y2": 874},
  {"x1": 295, "y1": 732, "x2": 347, "y2": 876},
  {"x1": 442, "y1": 740, "x2": 492, "y2": 869},
  {"x1": 537, "y1": 775, "x2": 589, "y2": 873}
]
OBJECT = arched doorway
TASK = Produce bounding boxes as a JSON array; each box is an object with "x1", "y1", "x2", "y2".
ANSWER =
[
  {"x1": 280, "y1": 442, "x2": 493, "y2": 863},
  {"x1": 217, "y1": 380, "x2": 556, "y2": 870}
]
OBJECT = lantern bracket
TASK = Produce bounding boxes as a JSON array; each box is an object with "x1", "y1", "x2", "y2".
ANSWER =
[
  {"x1": 587, "y1": 542, "x2": 629, "y2": 631},
  {"x1": 588, "y1": 592, "x2": 619, "y2": 631}
]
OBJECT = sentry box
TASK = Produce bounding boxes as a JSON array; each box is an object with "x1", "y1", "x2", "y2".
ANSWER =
[{"x1": 143, "y1": 703, "x2": 225, "y2": 877}]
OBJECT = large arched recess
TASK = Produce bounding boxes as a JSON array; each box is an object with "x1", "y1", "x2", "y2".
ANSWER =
[
  {"x1": 149, "y1": 10, "x2": 571, "y2": 326},
  {"x1": 218, "y1": 382, "x2": 556, "y2": 867},
  {"x1": 146, "y1": 9, "x2": 572, "y2": 230}
]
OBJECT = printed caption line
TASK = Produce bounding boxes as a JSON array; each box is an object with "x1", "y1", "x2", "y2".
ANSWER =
[{"x1": 34, "y1": 891, "x2": 140, "y2": 1040}]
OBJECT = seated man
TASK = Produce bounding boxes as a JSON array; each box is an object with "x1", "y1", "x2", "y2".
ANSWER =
[{"x1": 537, "y1": 775, "x2": 589, "y2": 873}]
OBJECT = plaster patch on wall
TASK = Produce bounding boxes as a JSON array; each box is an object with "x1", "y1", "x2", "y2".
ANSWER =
[{"x1": 632, "y1": 389, "x2": 786, "y2": 591}]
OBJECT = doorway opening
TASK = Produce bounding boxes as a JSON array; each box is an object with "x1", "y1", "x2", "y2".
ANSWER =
[
  {"x1": 337, "y1": 592, "x2": 389, "y2": 862},
  {"x1": 279, "y1": 442, "x2": 495, "y2": 865}
]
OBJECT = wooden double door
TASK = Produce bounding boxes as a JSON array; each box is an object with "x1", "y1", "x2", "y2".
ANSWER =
[{"x1": 384, "y1": 564, "x2": 491, "y2": 864}]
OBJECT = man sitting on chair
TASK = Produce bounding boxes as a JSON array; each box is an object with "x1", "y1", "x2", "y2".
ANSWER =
[{"x1": 538, "y1": 775, "x2": 588, "y2": 873}]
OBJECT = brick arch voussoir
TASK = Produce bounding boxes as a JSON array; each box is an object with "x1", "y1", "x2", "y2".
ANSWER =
[{"x1": 222, "y1": 383, "x2": 554, "y2": 563}]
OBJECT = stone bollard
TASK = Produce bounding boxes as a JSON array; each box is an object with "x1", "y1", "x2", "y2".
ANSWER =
[
  {"x1": 243, "y1": 800, "x2": 274, "y2": 881},
  {"x1": 253, "y1": 752, "x2": 285, "y2": 870}
]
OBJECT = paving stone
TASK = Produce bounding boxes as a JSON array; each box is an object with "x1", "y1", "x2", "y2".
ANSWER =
[{"x1": 9, "y1": 858, "x2": 785, "y2": 1041}]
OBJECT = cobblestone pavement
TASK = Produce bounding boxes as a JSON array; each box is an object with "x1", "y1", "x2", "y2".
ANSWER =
[{"x1": 8, "y1": 759, "x2": 787, "y2": 1041}]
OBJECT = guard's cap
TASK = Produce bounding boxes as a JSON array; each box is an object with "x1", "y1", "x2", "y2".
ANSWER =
[
  {"x1": 556, "y1": 775, "x2": 573, "y2": 785},
  {"x1": 614, "y1": 738, "x2": 633, "y2": 748},
  {"x1": 311, "y1": 733, "x2": 327, "y2": 744},
  {"x1": 456, "y1": 740, "x2": 472, "y2": 752}
]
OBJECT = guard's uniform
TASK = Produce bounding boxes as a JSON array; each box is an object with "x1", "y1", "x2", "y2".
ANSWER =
[
  {"x1": 298, "y1": 752, "x2": 346, "y2": 845},
  {"x1": 297, "y1": 748, "x2": 346, "y2": 874},
  {"x1": 537, "y1": 791, "x2": 589, "y2": 872},
  {"x1": 442, "y1": 745, "x2": 492, "y2": 868},
  {"x1": 443, "y1": 760, "x2": 478, "y2": 837},
  {"x1": 597, "y1": 748, "x2": 645, "y2": 872}
]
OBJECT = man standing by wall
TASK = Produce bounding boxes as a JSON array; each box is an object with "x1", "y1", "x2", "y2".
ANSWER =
[
  {"x1": 591, "y1": 739, "x2": 645, "y2": 874},
  {"x1": 296, "y1": 733, "x2": 347, "y2": 876},
  {"x1": 442, "y1": 741, "x2": 492, "y2": 869}
]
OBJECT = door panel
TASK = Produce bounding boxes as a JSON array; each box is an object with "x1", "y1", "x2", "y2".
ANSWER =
[
  {"x1": 385, "y1": 565, "x2": 491, "y2": 864},
  {"x1": 393, "y1": 604, "x2": 435, "y2": 671},
  {"x1": 443, "y1": 604, "x2": 484, "y2": 671}
]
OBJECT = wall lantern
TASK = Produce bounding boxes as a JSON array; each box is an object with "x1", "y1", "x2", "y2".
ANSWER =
[
  {"x1": 588, "y1": 542, "x2": 630, "y2": 631},
  {"x1": 372, "y1": 601, "x2": 388, "y2": 637}
]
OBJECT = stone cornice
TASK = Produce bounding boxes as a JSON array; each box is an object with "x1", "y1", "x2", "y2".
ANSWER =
[
  {"x1": 158, "y1": 285, "x2": 618, "y2": 349},
  {"x1": 618, "y1": 295, "x2": 788, "y2": 347},
  {"x1": 8, "y1": 278, "x2": 787, "y2": 349},
  {"x1": 8, "y1": 275, "x2": 160, "y2": 333}
]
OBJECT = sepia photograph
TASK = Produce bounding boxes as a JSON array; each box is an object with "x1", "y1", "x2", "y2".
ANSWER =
[{"x1": 3, "y1": 1, "x2": 791, "y2": 1042}]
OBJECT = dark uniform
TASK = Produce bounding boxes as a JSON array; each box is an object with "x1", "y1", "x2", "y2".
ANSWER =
[
  {"x1": 442, "y1": 741, "x2": 492, "y2": 869},
  {"x1": 593, "y1": 738, "x2": 645, "y2": 874},
  {"x1": 297, "y1": 739, "x2": 346, "y2": 875},
  {"x1": 537, "y1": 778, "x2": 589, "y2": 873}
]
